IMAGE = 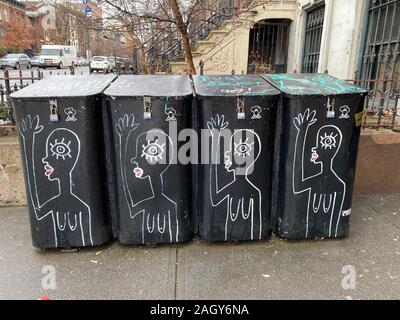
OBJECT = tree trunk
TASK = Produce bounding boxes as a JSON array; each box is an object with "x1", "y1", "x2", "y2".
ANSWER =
[{"x1": 168, "y1": 0, "x2": 197, "y2": 75}]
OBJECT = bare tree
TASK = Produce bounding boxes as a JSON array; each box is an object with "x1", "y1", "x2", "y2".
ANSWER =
[{"x1": 93, "y1": 0, "x2": 254, "y2": 74}]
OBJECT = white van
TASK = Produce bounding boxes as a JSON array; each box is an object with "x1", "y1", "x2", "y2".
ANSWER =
[{"x1": 40, "y1": 45, "x2": 77, "y2": 69}]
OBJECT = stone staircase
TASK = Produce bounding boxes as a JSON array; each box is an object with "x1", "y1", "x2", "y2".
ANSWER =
[
  {"x1": 170, "y1": 6, "x2": 256, "y2": 75},
  {"x1": 170, "y1": 0, "x2": 298, "y2": 75},
  {"x1": 140, "y1": 0, "x2": 255, "y2": 74}
]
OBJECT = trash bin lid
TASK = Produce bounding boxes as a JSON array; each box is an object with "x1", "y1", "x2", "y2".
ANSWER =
[
  {"x1": 193, "y1": 75, "x2": 280, "y2": 98},
  {"x1": 262, "y1": 73, "x2": 367, "y2": 96},
  {"x1": 10, "y1": 75, "x2": 117, "y2": 99},
  {"x1": 104, "y1": 75, "x2": 192, "y2": 98}
]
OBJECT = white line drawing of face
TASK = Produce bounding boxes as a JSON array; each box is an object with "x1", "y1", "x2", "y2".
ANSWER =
[
  {"x1": 18, "y1": 117, "x2": 93, "y2": 248},
  {"x1": 42, "y1": 130, "x2": 79, "y2": 182},
  {"x1": 311, "y1": 128, "x2": 342, "y2": 164},
  {"x1": 292, "y1": 109, "x2": 347, "y2": 238},
  {"x1": 339, "y1": 105, "x2": 350, "y2": 119},
  {"x1": 207, "y1": 114, "x2": 263, "y2": 241},
  {"x1": 165, "y1": 107, "x2": 177, "y2": 122},
  {"x1": 132, "y1": 130, "x2": 172, "y2": 179},
  {"x1": 65, "y1": 107, "x2": 77, "y2": 122},
  {"x1": 224, "y1": 130, "x2": 259, "y2": 176},
  {"x1": 251, "y1": 105, "x2": 262, "y2": 119},
  {"x1": 115, "y1": 114, "x2": 179, "y2": 244}
]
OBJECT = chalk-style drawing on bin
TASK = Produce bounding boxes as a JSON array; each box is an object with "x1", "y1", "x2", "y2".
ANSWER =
[
  {"x1": 18, "y1": 115, "x2": 93, "y2": 247},
  {"x1": 339, "y1": 105, "x2": 351, "y2": 119},
  {"x1": 116, "y1": 114, "x2": 178, "y2": 244},
  {"x1": 292, "y1": 109, "x2": 347, "y2": 238},
  {"x1": 251, "y1": 105, "x2": 262, "y2": 119},
  {"x1": 207, "y1": 114, "x2": 262, "y2": 241},
  {"x1": 65, "y1": 107, "x2": 77, "y2": 122},
  {"x1": 165, "y1": 107, "x2": 177, "y2": 122}
]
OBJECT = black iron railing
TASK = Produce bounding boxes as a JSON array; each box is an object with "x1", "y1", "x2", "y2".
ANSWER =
[
  {"x1": 140, "y1": 0, "x2": 254, "y2": 73},
  {"x1": 356, "y1": 0, "x2": 400, "y2": 130},
  {"x1": 0, "y1": 67, "x2": 82, "y2": 133},
  {"x1": 347, "y1": 78, "x2": 400, "y2": 131}
]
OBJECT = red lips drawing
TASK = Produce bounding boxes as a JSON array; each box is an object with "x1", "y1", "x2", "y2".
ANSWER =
[
  {"x1": 311, "y1": 152, "x2": 319, "y2": 162},
  {"x1": 224, "y1": 160, "x2": 232, "y2": 170},
  {"x1": 44, "y1": 164, "x2": 54, "y2": 177},
  {"x1": 134, "y1": 167, "x2": 144, "y2": 178}
]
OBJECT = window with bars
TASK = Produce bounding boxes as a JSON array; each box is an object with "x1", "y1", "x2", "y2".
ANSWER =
[
  {"x1": 361, "y1": 0, "x2": 400, "y2": 82},
  {"x1": 247, "y1": 19, "x2": 291, "y2": 74},
  {"x1": 359, "y1": 0, "x2": 400, "y2": 130},
  {"x1": 302, "y1": 4, "x2": 325, "y2": 73}
]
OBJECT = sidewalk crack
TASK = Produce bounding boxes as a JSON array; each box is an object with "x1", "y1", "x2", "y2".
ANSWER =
[
  {"x1": 174, "y1": 248, "x2": 178, "y2": 300},
  {"x1": 370, "y1": 206, "x2": 400, "y2": 230}
]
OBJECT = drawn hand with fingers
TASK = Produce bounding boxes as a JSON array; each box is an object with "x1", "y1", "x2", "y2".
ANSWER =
[
  {"x1": 116, "y1": 114, "x2": 140, "y2": 138},
  {"x1": 292, "y1": 108, "x2": 346, "y2": 238},
  {"x1": 18, "y1": 114, "x2": 43, "y2": 138},
  {"x1": 207, "y1": 114, "x2": 229, "y2": 134},
  {"x1": 207, "y1": 114, "x2": 263, "y2": 241},
  {"x1": 293, "y1": 108, "x2": 317, "y2": 132},
  {"x1": 19, "y1": 114, "x2": 93, "y2": 248}
]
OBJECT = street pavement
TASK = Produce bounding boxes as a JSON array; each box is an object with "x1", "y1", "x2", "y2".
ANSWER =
[{"x1": 0, "y1": 193, "x2": 399, "y2": 300}]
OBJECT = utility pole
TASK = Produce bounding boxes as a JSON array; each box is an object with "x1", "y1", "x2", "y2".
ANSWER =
[{"x1": 83, "y1": 0, "x2": 93, "y2": 61}]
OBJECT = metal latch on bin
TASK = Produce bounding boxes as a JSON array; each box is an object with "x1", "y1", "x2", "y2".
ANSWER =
[
  {"x1": 49, "y1": 99, "x2": 59, "y2": 122},
  {"x1": 237, "y1": 97, "x2": 246, "y2": 120},
  {"x1": 326, "y1": 97, "x2": 336, "y2": 119},
  {"x1": 144, "y1": 97, "x2": 152, "y2": 120}
]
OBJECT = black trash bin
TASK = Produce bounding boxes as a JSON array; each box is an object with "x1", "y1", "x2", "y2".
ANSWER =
[
  {"x1": 193, "y1": 75, "x2": 281, "y2": 242},
  {"x1": 103, "y1": 75, "x2": 193, "y2": 245},
  {"x1": 11, "y1": 75, "x2": 116, "y2": 249},
  {"x1": 262, "y1": 74, "x2": 367, "y2": 239}
]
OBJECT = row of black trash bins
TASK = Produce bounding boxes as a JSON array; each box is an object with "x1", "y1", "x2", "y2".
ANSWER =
[{"x1": 11, "y1": 74, "x2": 367, "y2": 249}]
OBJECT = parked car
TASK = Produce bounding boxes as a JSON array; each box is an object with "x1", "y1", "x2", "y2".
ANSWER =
[
  {"x1": 107, "y1": 57, "x2": 116, "y2": 71},
  {"x1": 78, "y1": 56, "x2": 88, "y2": 66},
  {"x1": 90, "y1": 56, "x2": 114, "y2": 73},
  {"x1": 30, "y1": 55, "x2": 41, "y2": 68},
  {"x1": 0, "y1": 53, "x2": 31, "y2": 69}
]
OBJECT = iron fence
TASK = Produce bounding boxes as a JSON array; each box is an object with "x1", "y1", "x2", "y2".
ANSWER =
[
  {"x1": 347, "y1": 78, "x2": 400, "y2": 131},
  {"x1": 0, "y1": 67, "x2": 81, "y2": 134}
]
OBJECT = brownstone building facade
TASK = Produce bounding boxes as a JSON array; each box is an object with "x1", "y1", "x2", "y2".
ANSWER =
[{"x1": 0, "y1": 0, "x2": 33, "y2": 55}]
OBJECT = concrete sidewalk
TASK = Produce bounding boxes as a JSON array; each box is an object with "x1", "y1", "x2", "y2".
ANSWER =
[{"x1": 0, "y1": 194, "x2": 399, "y2": 300}]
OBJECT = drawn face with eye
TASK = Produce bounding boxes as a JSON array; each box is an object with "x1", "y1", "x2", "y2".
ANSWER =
[
  {"x1": 311, "y1": 126, "x2": 343, "y2": 164},
  {"x1": 42, "y1": 129, "x2": 80, "y2": 181},
  {"x1": 131, "y1": 130, "x2": 173, "y2": 179},
  {"x1": 224, "y1": 130, "x2": 261, "y2": 175}
]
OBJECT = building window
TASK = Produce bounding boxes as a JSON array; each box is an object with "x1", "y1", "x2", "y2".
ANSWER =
[
  {"x1": 302, "y1": 4, "x2": 325, "y2": 73},
  {"x1": 361, "y1": 0, "x2": 400, "y2": 82},
  {"x1": 248, "y1": 19, "x2": 291, "y2": 74}
]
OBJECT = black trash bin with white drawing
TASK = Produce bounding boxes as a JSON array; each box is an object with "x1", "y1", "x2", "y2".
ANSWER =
[
  {"x1": 262, "y1": 74, "x2": 367, "y2": 239},
  {"x1": 103, "y1": 75, "x2": 193, "y2": 245},
  {"x1": 11, "y1": 75, "x2": 116, "y2": 249},
  {"x1": 193, "y1": 75, "x2": 280, "y2": 242}
]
